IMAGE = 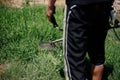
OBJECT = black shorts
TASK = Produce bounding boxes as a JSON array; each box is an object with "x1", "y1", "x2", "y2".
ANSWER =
[{"x1": 64, "y1": 2, "x2": 110, "y2": 80}]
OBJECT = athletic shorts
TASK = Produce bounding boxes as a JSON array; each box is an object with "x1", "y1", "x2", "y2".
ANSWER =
[{"x1": 63, "y1": 2, "x2": 111, "y2": 80}]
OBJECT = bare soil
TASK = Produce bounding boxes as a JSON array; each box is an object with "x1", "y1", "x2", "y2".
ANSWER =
[
  {"x1": 0, "y1": 64, "x2": 7, "y2": 74},
  {"x1": 0, "y1": 0, "x2": 65, "y2": 8}
]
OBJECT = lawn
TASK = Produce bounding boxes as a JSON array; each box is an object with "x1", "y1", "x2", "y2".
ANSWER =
[{"x1": 0, "y1": 5, "x2": 120, "y2": 80}]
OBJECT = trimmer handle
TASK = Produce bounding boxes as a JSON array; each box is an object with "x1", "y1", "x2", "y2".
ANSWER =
[
  {"x1": 51, "y1": 15, "x2": 58, "y2": 28},
  {"x1": 51, "y1": 15, "x2": 63, "y2": 31}
]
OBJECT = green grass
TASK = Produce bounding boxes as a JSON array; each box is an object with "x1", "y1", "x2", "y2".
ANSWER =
[{"x1": 0, "y1": 5, "x2": 120, "y2": 80}]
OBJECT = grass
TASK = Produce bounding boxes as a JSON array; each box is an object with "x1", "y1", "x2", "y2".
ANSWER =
[{"x1": 0, "y1": 5, "x2": 120, "y2": 80}]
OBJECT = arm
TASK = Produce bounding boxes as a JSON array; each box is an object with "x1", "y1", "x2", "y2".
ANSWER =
[{"x1": 46, "y1": 0, "x2": 56, "y2": 23}]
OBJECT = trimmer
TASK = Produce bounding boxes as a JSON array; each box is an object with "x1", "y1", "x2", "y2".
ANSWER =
[{"x1": 39, "y1": 15, "x2": 63, "y2": 50}]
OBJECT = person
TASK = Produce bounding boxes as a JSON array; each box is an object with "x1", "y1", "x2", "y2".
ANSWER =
[{"x1": 46, "y1": 0, "x2": 114, "y2": 80}]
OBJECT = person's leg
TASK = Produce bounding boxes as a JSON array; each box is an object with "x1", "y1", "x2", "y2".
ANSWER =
[
  {"x1": 86, "y1": 2, "x2": 110, "y2": 80},
  {"x1": 91, "y1": 64, "x2": 104, "y2": 80},
  {"x1": 88, "y1": 2, "x2": 110, "y2": 80},
  {"x1": 63, "y1": 5, "x2": 89, "y2": 80},
  {"x1": 88, "y1": 30, "x2": 106, "y2": 80}
]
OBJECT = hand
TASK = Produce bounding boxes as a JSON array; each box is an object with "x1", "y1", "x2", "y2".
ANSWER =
[{"x1": 46, "y1": 6, "x2": 55, "y2": 23}]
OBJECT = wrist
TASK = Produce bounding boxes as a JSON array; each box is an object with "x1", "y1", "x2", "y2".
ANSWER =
[
  {"x1": 47, "y1": 5, "x2": 55, "y2": 14},
  {"x1": 48, "y1": 5, "x2": 55, "y2": 10}
]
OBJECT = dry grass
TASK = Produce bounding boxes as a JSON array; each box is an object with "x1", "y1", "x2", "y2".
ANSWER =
[
  {"x1": 0, "y1": 0, "x2": 25, "y2": 8},
  {"x1": 0, "y1": 0, "x2": 65, "y2": 8}
]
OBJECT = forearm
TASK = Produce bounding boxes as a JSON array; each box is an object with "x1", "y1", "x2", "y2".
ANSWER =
[
  {"x1": 48, "y1": 0, "x2": 56, "y2": 8},
  {"x1": 46, "y1": 0, "x2": 56, "y2": 22}
]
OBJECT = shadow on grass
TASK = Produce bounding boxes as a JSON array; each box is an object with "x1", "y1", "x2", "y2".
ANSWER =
[{"x1": 102, "y1": 64, "x2": 113, "y2": 80}]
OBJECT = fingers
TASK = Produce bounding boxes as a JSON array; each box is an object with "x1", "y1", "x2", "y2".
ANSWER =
[{"x1": 46, "y1": 9, "x2": 53, "y2": 22}]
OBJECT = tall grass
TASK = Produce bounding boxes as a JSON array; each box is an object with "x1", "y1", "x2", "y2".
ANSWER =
[
  {"x1": 0, "y1": 5, "x2": 64, "y2": 80},
  {"x1": 0, "y1": 5, "x2": 120, "y2": 80}
]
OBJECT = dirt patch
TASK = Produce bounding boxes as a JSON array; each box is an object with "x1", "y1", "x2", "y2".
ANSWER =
[
  {"x1": 0, "y1": 0, "x2": 65, "y2": 8},
  {"x1": 55, "y1": 0, "x2": 65, "y2": 6},
  {"x1": 29, "y1": 0, "x2": 65, "y2": 7},
  {"x1": 0, "y1": 0, "x2": 25, "y2": 8},
  {"x1": 0, "y1": 64, "x2": 7, "y2": 74}
]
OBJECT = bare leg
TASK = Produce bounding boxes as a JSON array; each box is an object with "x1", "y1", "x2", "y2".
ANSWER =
[{"x1": 91, "y1": 64, "x2": 104, "y2": 80}]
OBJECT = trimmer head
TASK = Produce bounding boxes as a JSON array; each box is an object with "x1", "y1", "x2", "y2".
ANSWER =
[
  {"x1": 39, "y1": 42, "x2": 55, "y2": 50},
  {"x1": 39, "y1": 38, "x2": 63, "y2": 51}
]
